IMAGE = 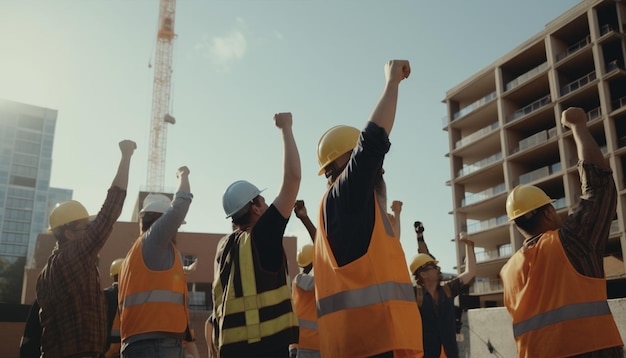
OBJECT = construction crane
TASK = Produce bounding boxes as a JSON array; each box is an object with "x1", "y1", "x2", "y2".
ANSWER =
[{"x1": 146, "y1": 0, "x2": 177, "y2": 192}]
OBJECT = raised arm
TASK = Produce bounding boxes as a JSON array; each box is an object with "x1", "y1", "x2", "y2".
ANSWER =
[
  {"x1": 456, "y1": 232, "x2": 477, "y2": 285},
  {"x1": 388, "y1": 200, "x2": 402, "y2": 238},
  {"x1": 272, "y1": 112, "x2": 301, "y2": 218},
  {"x1": 561, "y1": 107, "x2": 608, "y2": 169},
  {"x1": 294, "y1": 200, "x2": 316, "y2": 241},
  {"x1": 111, "y1": 140, "x2": 137, "y2": 190},
  {"x1": 414, "y1": 221, "x2": 432, "y2": 256},
  {"x1": 368, "y1": 60, "x2": 411, "y2": 136},
  {"x1": 176, "y1": 166, "x2": 191, "y2": 193}
]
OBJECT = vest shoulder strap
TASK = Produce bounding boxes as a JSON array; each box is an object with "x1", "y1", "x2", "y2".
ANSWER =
[{"x1": 415, "y1": 284, "x2": 452, "y2": 308}]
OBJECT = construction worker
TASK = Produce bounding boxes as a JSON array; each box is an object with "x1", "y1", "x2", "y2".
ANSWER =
[
  {"x1": 291, "y1": 244, "x2": 320, "y2": 358},
  {"x1": 410, "y1": 223, "x2": 476, "y2": 358},
  {"x1": 36, "y1": 139, "x2": 136, "y2": 357},
  {"x1": 118, "y1": 166, "x2": 193, "y2": 357},
  {"x1": 500, "y1": 107, "x2": 624, "y2": 357},
  {"x1": 103, "y1": 258, "x2": 124, "y2": 358},
  {"x1": 290, "y1": 200, "x2": 319, "y2": 358},
  {"x1": 19, "y1": 299, "x2": 42, "y2": 358},
  {"x1": 210, "y1": 112, "x2": 300, "y2": 357},
  {"x1": 314, "y1": 60, "x2": 423, "y2": 357}
]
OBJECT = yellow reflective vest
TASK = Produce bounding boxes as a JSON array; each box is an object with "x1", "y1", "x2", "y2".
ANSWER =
[{"x1": 212, "y1": 231, "x2": 299, "y2": 356}]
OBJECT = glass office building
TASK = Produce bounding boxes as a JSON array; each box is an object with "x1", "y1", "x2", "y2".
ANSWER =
[{"x1": 0, "y1": 99, "x2": 71, "y2": 268}]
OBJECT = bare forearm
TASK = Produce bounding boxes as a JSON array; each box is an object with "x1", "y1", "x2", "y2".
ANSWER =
[
  {"x1": 417, "y1": 234, "x2": 429, "y2": 254},
  {"x1": 275, "y1": 128, "x2": 301, "y2": 218},
  {"x1": 299, "y1": 216, "x2": 317, "y2": 242},
  {"x1": 369, "y1": 83, "x2": 399, "y2": 136}
]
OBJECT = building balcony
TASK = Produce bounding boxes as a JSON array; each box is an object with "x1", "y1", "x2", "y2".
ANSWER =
[
  {"x1": 560, "y1": 71, "x2": 596, "y2": 96},
  {"x1": 511, "y1": 128, "x2": 558, "y2": 155},
  {"x1": 455, "y1": 122, "x2": 499, "y2": 149},
  {"x1": 452, "y1": 91, "x2": 497, "y2": 122},
  {"x1": 506, "y1": 94, "x2": 552, "y2": 123},
  {"x1": 467, "y1": 215, "x2": 508, "y2": 234},
  {"x1": 475, "y1": 247, "x2": 512, "y2": 263},
  {"x1": 555, "y1": 35, "x2": 591, "y2": 62},
  {"x1": 612, "y1": 95, "x2": 626, "y2": 112},
  {"x1": 457, "y1": 152, "x2": 502, "y2": 178},
  {"x1": 470, "y1": 277, "x2": 503, "y2": 295},
  {"x1": 462, "y1": 183, "x2": 506, "y2": 207},
  {"x1": 505, "y1": 62, "x2": 550, "y2": 92},
  {"x1": 518, "y1": 162, "x2": 562, "y2": 185}
]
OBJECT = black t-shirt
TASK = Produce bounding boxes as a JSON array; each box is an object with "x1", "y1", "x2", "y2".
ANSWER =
[{"x1": 325, "y1": 122, "x2": 391, "y2": 266}]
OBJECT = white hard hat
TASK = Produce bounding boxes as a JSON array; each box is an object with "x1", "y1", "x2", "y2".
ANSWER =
[
  {"x1": 140, "y1": 193, "x2": 171, "y2": 214},
  {"x1": 222, "y1": 180, "x2": 264, "y2": 218}
]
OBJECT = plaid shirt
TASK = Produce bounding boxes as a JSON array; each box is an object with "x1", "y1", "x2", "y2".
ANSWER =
[{"x1": 36, "y1": 187, "x2": 126, "y2": 357}]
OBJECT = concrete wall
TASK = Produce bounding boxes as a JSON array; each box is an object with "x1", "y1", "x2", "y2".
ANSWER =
[{"x1": 467, "y1": 298, "x2": 626, "y2": 357}]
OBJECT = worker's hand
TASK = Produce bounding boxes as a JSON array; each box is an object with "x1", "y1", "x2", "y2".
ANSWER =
[
  {"x1": 274, "y1": 112, "x2": 293, "y2": 130},
  {"x1": 458, "y1": 232, "x2": 474, "y2": 247},
  {"x1": 176, "y1": 166, "x2": 190, "y2": 178},
  {"x1": 385, "y1": 60, "x2": 411, "y2": 85},
  {"x1": 119, "y1": 140, "x2": 137, "y2": 157},
  {"x1": 294, "y1": 200, "x2": 307, "y2": 219},
  {"x1": 390, "y1": 200, "x2": 402, "y2": 214},
  {"x1": 414, "y1": 221, "x2": 424, "y2": 234},
  {"x1": 561, "y1": 107, "x2": 587, "y2": 130}
]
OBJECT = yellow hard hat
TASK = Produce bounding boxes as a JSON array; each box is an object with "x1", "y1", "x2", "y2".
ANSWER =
[
  {"x1": 110, "y1": 258, "x2": 125, "y2": 277},
  {"x1": 506, "y1": 185, "x2": 555, "y2": 221},
  {"x1": 317, "y1": 125, "x2": 360, "y2": 176},
  {"x1": 49, "y1": 200, "x2": 90, "y2": 230},
  {"x1": 297, "y1": 244, "x2": 314, "y2": 267},
  {"x1": 410, "y1": 253, "x2": 438, "y2": 274}
]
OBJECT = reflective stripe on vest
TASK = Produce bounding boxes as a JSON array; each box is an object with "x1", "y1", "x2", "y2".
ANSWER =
[
  {"x1": 221, "y1": 312, "x2": 297, "y2": 345},
  {"x1": 513, "y1": 300, "x2": 611, "y2": 337},
  {"x1": 298, "y1": 318, "x2": 318, "y2": 331},
  {"x1": 317, "y1": 281, "x2": 415, "y2": 318},
  {"x1": 122, "y1": 289, "x2": 185, "y2": 308}
]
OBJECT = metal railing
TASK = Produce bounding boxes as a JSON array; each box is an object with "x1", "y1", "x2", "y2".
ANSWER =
[
  {"x1": 555, "y1": 35, "x2": 591, "y2": 62},
  {"x1": 455, "y1": 122, "x2": 499, "y2": 149},
  {"x1": 457, "y1": 152, "x2": 502, "y2": 178},
  {"x1": 506, "y1": 94, "x2": 551, "y2": 123},
  {"x1": 560, "y1": 71, "x2": 596, "y2": 96},
  {"x1": 462, "y1": 183, "x2": 506, "y2": 207},
  {"x1": 452, "y1": 91, "x2": 497, "y2": 121},
  {"x1": 505, "y1": 62, "x2": 550, "y2": 91}
]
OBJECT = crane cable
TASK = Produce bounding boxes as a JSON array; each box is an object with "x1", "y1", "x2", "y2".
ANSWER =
[{"x1": 464, "y1": 323, "x2": 505, "y2": 357}]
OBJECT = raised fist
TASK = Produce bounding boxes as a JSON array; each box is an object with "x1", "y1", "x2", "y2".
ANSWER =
[{"x1": 414, "y1": 221, "x2": 424, "y2": 234}]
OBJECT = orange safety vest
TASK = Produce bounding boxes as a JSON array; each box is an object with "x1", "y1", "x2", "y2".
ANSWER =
[
  {"x1": 292, "y1": 273, "x2": 320, "y2": 351},
  {"x1": 500, "y1": 230, "x2": 623, "y2": 357},
  {"x1": 119, "y1": 237, "x2": 189, "y2": 340},
  {"x1": 104, "y1": 311, "x2": 121, "y2": 358},
  {"x1": 315, "y1": 193, "x2": 423, "y2": 358}
]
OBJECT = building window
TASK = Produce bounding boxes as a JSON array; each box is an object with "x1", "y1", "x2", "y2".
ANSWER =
[{"x1": 183, "y1": 254, "x2": 196, "y2": 267}]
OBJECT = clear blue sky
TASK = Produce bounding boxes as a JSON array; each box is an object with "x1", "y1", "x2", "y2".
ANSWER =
[{"x1": 0, "y1": 0, "x2": 575, "y2": 272}]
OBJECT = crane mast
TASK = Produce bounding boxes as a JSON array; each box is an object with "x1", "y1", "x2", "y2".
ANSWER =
[{"x1": 147, "y1": 0, "x2": 177, "y2": 192}]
